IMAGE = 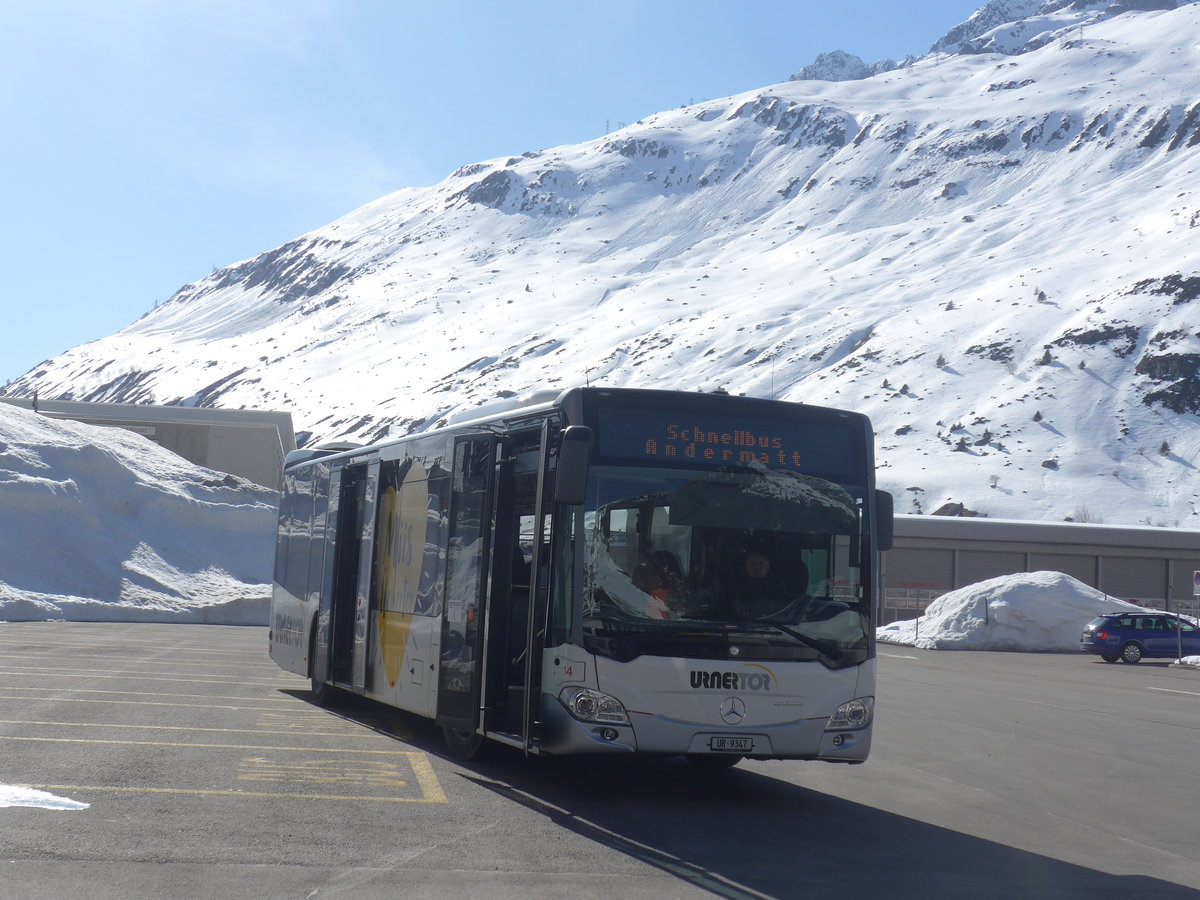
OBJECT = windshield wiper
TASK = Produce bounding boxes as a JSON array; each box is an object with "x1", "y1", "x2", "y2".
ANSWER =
[
  {"x1": 584, "y1": 625, "x2": 722, "y2": 663},
  {"x1": 739, "y1": 622, "x2": 843, "y2": 660},
  {"x1": 588, "y1": 626, "x2": 721, "y2": 646}
]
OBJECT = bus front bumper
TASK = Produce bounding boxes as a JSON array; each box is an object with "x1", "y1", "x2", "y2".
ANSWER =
[{"x1": 540, "y1": 694, "x2": 871, "y2": 762}]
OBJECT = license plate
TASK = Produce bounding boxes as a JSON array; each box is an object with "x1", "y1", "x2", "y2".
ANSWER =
[{"x1": 709, "y1": 736, "x2": 754, "y2": 753}]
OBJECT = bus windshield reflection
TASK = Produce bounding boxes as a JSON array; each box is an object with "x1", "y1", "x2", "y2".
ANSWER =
[{"x1": 581, "y1": 463, "x2": 870, "y2": 667}]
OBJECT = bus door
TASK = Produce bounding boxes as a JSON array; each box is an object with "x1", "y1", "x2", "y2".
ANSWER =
[
  {"x1": 519, "y1": 419, "x2": 556, "y2": 753},
  {"x1": 478, "y1": 430, "x2": 547, "y2": 749},
  {"x1": 435, "y1": 436, "x2": 498, "y2": 737},
  {"x1": 351, "y1": 462, "x2": 380, "y2": 693},
  {"x1": 322, "y1": 461, "x2": 376, "y2": 693}
]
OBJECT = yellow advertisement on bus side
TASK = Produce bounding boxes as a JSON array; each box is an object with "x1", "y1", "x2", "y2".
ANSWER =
[{"x1": 375, "y1": 461, "x2": 428, "y2": 687}]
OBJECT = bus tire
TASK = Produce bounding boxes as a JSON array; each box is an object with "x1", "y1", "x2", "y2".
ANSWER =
[
  {"x1": 685, "y1": 754, "x2": 742, "y2": 769},
  {"x1": 442, "y1": 726, "x2": 490, "y2": 761},
  {"x1": 308, "y1": 628, "x2": 342, "y2": 706},
  {"x1": 310, "y1": 676, "x2": 342, "y2": 708}
]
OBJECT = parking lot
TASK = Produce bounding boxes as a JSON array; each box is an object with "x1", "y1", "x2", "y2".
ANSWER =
[{"x1": 1, "y1": 622, "x2": 1198, "y2": 899}]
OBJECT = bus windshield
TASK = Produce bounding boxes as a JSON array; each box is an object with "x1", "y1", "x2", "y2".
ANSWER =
[{"x1": 580, "y1": 462, "x2": 870, "y2": 668}]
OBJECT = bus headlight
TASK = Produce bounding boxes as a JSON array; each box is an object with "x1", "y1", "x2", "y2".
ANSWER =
[
  {"x1": 824, "y1": 697, "x2": 873, "y2": 731},
  {"x1": 558, "y1": 687, "x2": 630, "y2": 726}
]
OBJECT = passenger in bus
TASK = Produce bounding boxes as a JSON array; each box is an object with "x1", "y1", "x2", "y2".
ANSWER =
[
  {"x1": 633, "y1": 551, "x2": 685, "y2": 619},
  {"x1": 632, "y1": 562, "x2": 668, "y2": 618}
]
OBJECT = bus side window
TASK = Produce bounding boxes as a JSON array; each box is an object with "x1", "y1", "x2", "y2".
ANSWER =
[{"x1": 284, "y1": 468, "x2": 315, "y2": 603}]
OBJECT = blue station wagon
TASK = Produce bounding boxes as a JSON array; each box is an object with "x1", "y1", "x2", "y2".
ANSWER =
[{"x1": 1080, "y1": 612, "x2": 1200, "y2": 664}]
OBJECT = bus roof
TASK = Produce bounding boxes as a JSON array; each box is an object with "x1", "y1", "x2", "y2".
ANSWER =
[{"x1": 283, "y1": 387, "x2": 870, "y2": 470}]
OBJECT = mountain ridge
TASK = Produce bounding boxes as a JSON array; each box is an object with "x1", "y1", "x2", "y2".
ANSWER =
[
  {"x1": 7, "y1": 2, "x2": 1200, "y2": 527},
  {"x1": 792, "y1": 0, "x2": 1198, "y2": 82}
]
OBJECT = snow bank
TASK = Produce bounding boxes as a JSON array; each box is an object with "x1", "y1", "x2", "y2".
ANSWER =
[
  {"x1": 0, "y1": 403, "x2": 278, "y2": 624},
  {"x1": 877, "y1": 571, "x2": 1148, "y2": 652}
]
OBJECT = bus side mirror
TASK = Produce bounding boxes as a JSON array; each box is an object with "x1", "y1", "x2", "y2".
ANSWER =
[
  {"x1": 875, "y1": 489, "x2": 894, "y2": 552},
  {"x1": 555, "y1": 426, "x2": 593, "y2": 505}
]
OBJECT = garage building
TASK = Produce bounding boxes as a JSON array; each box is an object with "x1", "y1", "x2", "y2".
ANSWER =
[
  {"x1": 885, "y1": 515, "x2": 1200, "y2": 623},
  {"x1": 1, "y1": 397, "x2": 295, "y2": 490}
]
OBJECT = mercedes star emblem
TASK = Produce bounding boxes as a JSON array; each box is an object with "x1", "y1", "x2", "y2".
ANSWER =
[{"x1": 720, "y1": 696, "x2": 746, "y2": 725}]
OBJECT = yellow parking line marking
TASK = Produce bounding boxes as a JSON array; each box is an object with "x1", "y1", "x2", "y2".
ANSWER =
[
  {"x1": 0, "y1": 702, "x2": 394, "y2": 734},
  {"x1": 0, "y1": 685, "x2": 295, "y2": 701},
  {"x1": 0, "y1": 644, "x2": 265, "y2": 657},
  {"x1": 0, "y1": 719, "x2": 376, "y2": 738},
  {"x1": 21, "y1": 783, "x2": 445, "y2": 804},
  {"x1": 409, "y1": 752, "x2": 447, "y2": 802},
  {"x1": 0, "y1": 735, "x2": 419, "y2": 754},
  {"x1": 0, "y1": 695, "x2": 294, "y2": 712},
  {"x1": 239, "y1": 757, "x2": 409, "y2": 787},
  {"x1": 0, "y1": 668, "x2": 294, "y2": 689},
  {"x1": 0, "y1": 657, "x2": 280, "y2": 672},
  {"x1": 255, "y1": 712, "x2": 412, "y2": 738},
  {"x1": 18, "y1": 751, "x2": 447, "y2": 804},
  {"x1": 0, "y1": 666, "x2": 289, "y2": 679}
]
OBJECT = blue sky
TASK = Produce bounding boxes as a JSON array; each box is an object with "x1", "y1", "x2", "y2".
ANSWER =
[{"x1": 0, "y1": 0, "x2": 985, "y2": 387}]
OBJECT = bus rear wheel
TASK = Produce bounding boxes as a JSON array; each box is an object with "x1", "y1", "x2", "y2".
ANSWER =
[
  {"x1": 442, "y1": 726, "x2": 490, "y2": 761},
  {"x1": 310, "y1": 676, "x2": 343, "y2": 707}
]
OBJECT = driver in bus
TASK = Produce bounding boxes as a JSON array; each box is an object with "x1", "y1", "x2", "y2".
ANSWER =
[{"x1": 737, "y1": 552, "x2": 800, "y2": 619}]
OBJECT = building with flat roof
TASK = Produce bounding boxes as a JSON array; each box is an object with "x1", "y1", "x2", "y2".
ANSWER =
[
  {"x1": 884, "y1": 514, "x2": 1200, "y2": 622},
  {"x1": 1, "y1": 397, "x2": 295, "y2": 490}
]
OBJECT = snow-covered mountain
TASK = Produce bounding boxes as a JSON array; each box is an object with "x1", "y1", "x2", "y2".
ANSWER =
[
  {"x1": 790, "y1": 0, "x2": 1192, "y2": 80},
  {"x1": 7, "y1": 1, "x2": 1200, "y2": 527}
]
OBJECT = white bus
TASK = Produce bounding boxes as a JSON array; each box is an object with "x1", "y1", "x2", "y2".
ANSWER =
[{"x1": 269, "y1": 387, "x2": 893, "y2": 764}]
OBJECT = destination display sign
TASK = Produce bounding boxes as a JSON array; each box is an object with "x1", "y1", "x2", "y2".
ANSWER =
[{"x1": 593, "y1": 406, "x2": 863, "y2": 481}]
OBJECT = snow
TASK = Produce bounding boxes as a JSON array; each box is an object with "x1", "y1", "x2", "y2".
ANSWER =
[
  {"x1": 7, "y1": 401, "x2": 1196, "y2": 675},
  {"x1": 9, "y1": 3, "x2": 1200, "y2": 529},
  {"x1": 0, "y1": 402, "x2": 277, "y2": 625},
  {"x1": 6, "y1": 0, "x2": 1200, "y2": 829},
  {"x1": 0, "y1": 784, "x2": 89, "y2": 811},
  {"x1": 0, "y1": 404, "x2": 278, "y2": 809},
  {"x1": 878, "y1": 570, "x2": 1136, "y2": 649},
  {"x1": 878, "y1": 570, "x2": 1200, "y2": 669}
]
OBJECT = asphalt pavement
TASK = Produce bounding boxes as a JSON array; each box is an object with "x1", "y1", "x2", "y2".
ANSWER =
[{"x1": 0, "y1": 622, "x2": 1197, "y2": 899}]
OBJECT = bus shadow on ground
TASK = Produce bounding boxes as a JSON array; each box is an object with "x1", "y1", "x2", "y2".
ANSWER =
[
  {"x1": 291, "y1": 690, "x2": 1198, "y2": 900},
  {"x1": 458, "y1": 757, "x2": 1199, "y2": 900}
]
